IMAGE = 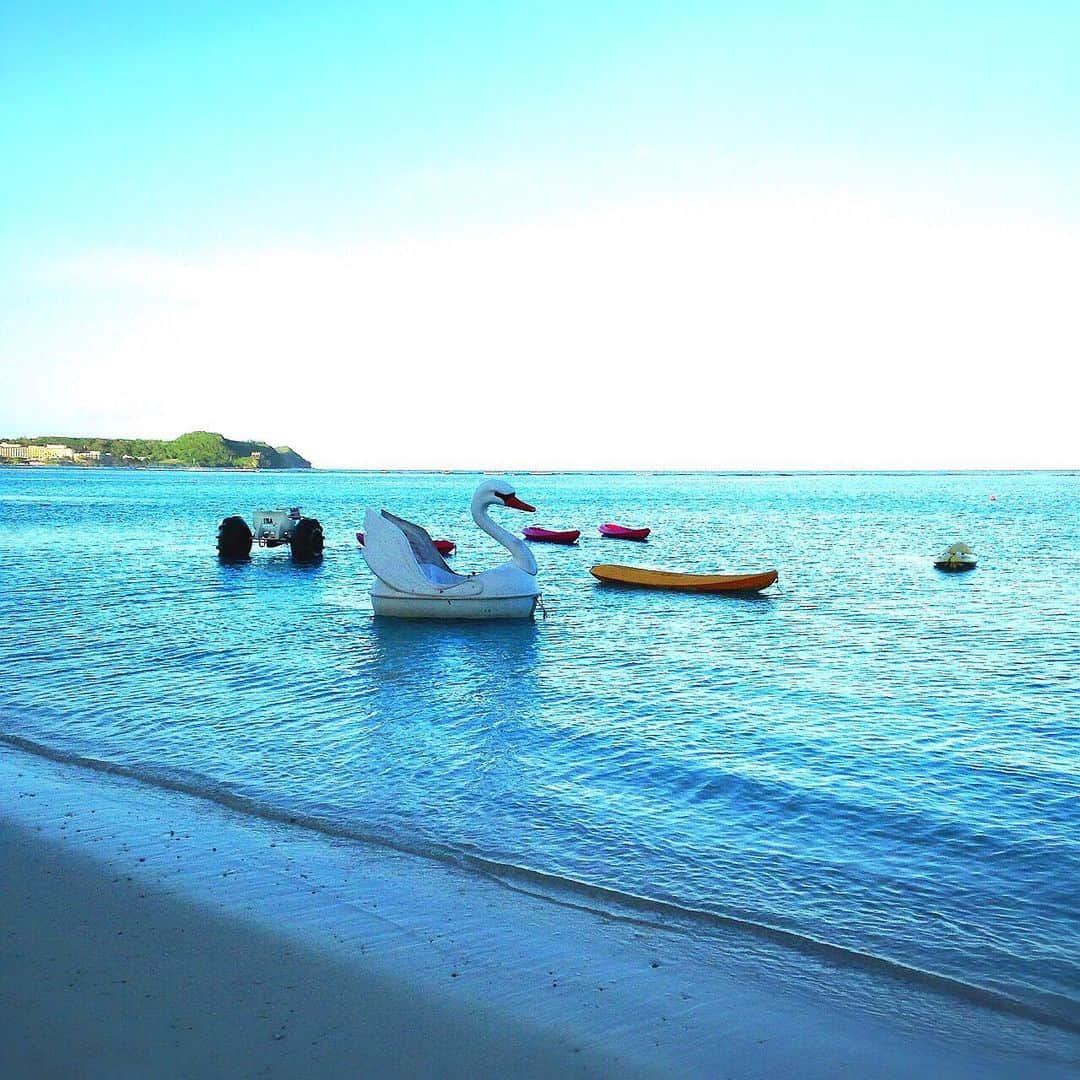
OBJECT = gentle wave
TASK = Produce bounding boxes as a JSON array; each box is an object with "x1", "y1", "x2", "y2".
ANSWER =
[{"x1": 4, "y1": 729, "x2": 1077, "y2": 1036}]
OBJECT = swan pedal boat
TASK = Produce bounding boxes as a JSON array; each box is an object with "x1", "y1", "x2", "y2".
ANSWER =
[
  {"x1": 934, "y1": 542, "x2": 978, "y2": 572},
  {"x1": 599, "y1": 523, "x2": 651, "y2": 541},
  {"x1": 362, "y1": 479, "x2": 540, "y2": 619},
  {"x1": 590, "y1": 564, "x2": 778, "y2": 593}
]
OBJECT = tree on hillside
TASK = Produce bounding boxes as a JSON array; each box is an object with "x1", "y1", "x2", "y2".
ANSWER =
[{"x1": 168, "y1": 431, "x2": 233, "y2": 467}]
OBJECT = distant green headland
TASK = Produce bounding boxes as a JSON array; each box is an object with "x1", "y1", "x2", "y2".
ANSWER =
[{"x1": 0, "y1": 431, "x2": 312, "y2": 469}]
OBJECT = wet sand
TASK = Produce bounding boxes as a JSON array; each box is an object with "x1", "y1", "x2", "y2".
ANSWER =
[
  {"x1": 2, "y1": 746, "x2": 1076, "y2": 1079},
  {"x1": 1, "y1": 820, "x2": 636, "y2": 1079}
]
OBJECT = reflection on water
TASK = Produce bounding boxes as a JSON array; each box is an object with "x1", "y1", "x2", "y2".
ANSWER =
[
  {"x1": 364, "y1": 619, "x2": 542, "y2": 822},
  {"x1": 365, "y1": 618, "x2": 541, "y2": 738},
  {"x1": 369, "y1": 613, "x2": 539, "y2": 665}
]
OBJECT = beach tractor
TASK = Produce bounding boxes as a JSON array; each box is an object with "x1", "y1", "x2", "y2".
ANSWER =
[{"x1": 216, "y1": 507, "x2": 324, "y2": 562}]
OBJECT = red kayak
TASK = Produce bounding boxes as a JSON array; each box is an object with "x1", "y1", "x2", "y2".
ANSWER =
[
  {"x1": 522, "y1": 526, "x2": 581, "y2": 545},
  {"x1": 357, "y1": 531, "x2": 456, "y2": 556},
  {"x1": 599, "y1": 523, "x2": 651, "y2": 541}
]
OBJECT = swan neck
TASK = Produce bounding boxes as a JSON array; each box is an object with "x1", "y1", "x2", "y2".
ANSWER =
[{"x1": 473, "y1": 498, "x2": 537, "y2": 575}]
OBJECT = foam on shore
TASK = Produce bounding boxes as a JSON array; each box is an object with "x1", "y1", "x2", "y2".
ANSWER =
[{"x1": 1, "y1": 743, "x2": 1077, "y2": 1078}]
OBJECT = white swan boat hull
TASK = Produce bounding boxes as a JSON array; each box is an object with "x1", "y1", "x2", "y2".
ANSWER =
[{"x1": 371, "y1": 584, "x2": 538, "y2": 620}]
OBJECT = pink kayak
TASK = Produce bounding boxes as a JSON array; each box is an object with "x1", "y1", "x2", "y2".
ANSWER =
[
  {"x1": 599, "y1": 523, "x2": 651, "y2": 541},
  {"x1": 357, "y1": 531, "x2": 456, "y2": 556},
  {"x1": 522, "y1": 526, "x2": 581, "y2": 545}
]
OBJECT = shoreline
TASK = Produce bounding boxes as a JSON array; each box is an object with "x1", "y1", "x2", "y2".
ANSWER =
[
  {"x1": 0, "y1": 463, "x2": 311, "y2": 472},
  {"x1": 3, "y1": 733, "x2": 1072, "y2": 1037},
  {"x1": 2, "y1": 745, "x2": 1077, "y2": 1078},
  {"x1": 3, "y1": 464, "x2": 1076, "y2": 475}
]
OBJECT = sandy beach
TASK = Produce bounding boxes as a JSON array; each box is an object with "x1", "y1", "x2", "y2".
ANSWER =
[
  {"x1": 2, "y1": 744, "x2": 1076, "y2": 1079},
  {"x1": 2, "y1": 819, "x2": 631, "y2": 1079}
]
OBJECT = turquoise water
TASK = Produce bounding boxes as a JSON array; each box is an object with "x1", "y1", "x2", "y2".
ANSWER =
[{"x1": 1, "y1": 468, "x2": 1077, "y2": 1030}]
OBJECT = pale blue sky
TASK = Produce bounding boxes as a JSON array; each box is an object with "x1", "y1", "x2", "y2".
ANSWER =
[{"x1": 3, "y1": 2, "x2": 1078, "y2": 466}]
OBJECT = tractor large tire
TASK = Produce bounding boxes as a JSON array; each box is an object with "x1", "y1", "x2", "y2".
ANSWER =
[
  {"x1": 217, "y1": 515, "x2": 252, "y2": 561},
  {"x1": 290, "y1": 517, "x2": 324, "y2": 562}
]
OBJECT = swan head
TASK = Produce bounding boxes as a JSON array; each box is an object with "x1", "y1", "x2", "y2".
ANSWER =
[{"x1": 472, "y1": 478, "x2": 535, "y2": 514}]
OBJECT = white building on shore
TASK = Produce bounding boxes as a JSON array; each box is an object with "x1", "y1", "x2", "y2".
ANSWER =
[{"x1": 0, "y1": 442, "x2": 78, "y2": 462}]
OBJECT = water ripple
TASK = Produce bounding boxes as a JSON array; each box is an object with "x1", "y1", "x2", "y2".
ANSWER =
[{"x1": 1, "y1": 467, "x2": 1078, "y2": 1028}]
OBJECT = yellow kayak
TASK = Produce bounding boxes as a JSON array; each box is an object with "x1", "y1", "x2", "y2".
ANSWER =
[{"x1": 590, "y1": 564, "x2": 778, "y2": 593}]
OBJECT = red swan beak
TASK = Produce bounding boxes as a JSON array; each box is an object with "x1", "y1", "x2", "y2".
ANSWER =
[{"x1": 497, "y1": 492, "x2": 535, "y2": 512}]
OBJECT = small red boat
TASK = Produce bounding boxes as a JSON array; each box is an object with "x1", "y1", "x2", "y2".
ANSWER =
[
  {"x1": 522, "y1": 526, "x2": 581, "y2": 545},
  {"x1": 357, "y1": 531, "x2": 456, "y2": 556},
  {"x1": 599, "y1": 523, "x2": 651, "y2": 541}
]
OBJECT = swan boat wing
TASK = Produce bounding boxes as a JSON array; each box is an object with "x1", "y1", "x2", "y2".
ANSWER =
[
  {"x1": 361, "y1": 509, "x2": 481, "y2": 597},
  {"x1": 379, "y1": 510, "x2": 454, "y2": 573}
]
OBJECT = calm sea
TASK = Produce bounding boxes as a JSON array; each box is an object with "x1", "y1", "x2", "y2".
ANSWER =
[{"x1": 2, "y1": 468, "x2": 1077, "y2": 1030}]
